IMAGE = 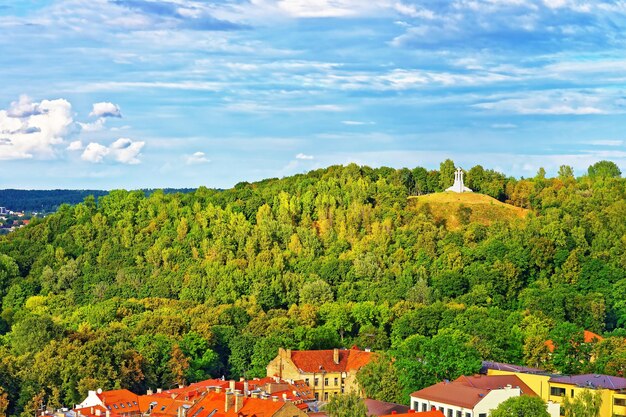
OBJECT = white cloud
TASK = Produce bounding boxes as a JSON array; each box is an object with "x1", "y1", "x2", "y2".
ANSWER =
[
  {"x1": 90, "y1": 102, "x2": 122, "y2": 118},
  {"x1": 585, "y1": 139, "x2": 624, "y2": 147},
  {"x1": 81, "y1": 142, "x2": 109, "y2": 163},
  {"x1": 109, "y1": 138, "x2": 144, "y2": 164},
  {"x1": 67, "y1": 140, "x2": 83, "y2": 151},
  {"x1": 474, "y1": 91, "x2": 609, "y2": 115},
  {"x1": 0, "y1": 96, "x2": 73, "y2": 160},
  {"x1": 81, "y1": 138, "x2": 144, "y2": 164},
  {"x1": 79, "y1": 117, "x2": 106, "y2": 132},
  {"x1": 186, "y1": 151, "x2": 210, "y2": 164},
  {"x1": 342, "y1": 120, "x2": 375, "y2": 125},
  {"x1": 296, "y1": 153, "x2": 314, "y2": 160}
]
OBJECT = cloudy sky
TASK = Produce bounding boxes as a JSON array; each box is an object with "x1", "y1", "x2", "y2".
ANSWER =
[{"x1": 1, "y1": 0, "x2": 626, "y2": 189}]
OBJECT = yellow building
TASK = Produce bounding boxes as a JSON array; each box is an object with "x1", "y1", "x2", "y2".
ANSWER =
[
  {"x1": 266, "y1": 347, "x2": 375, "y2": 401},
  {"x1": 486, "y1": 363, "x2": 626, "y2": 417}
]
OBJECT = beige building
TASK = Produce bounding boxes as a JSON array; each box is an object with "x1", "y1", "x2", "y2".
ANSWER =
[{"x1": 266, "y1": 347, "x2": 375, "y2": 401}]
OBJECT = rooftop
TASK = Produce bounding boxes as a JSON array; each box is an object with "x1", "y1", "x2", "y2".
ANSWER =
[
  {"x1": 454, "y1": 375, "x2": 537, "y2": 397},
  {"x1": 288, "y1": 347, "x2": 375, "y2": 373},
  {"x1": 549, "y1": 374, "x2": 626, "y2": 390},
  {"x1": 411, "y1": 382, "x2": 492, "y2": 409}
]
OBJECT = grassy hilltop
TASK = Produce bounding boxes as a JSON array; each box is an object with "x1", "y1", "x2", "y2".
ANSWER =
[{"x1": 408, "y1": 192, "x2": 529, "y2": 229}]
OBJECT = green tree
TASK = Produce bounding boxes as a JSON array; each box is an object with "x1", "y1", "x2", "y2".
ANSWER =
[
  {"x1": 587, "y1": 160, "x2": 621, "y2": 179},
  {"x1": 491, "y1": 395, "x2": 549, "y2": 417},
  {"x1": 299, "y1": 279, "x2": 334, "y2": 306},
  {"x1": 562, "y1": 389, "x2": 602, "y2": 417},
  {"x1": 324, "y1": 392, "x2": 367, "y2": 417},
  {"x1": 439, "y1": 159, "x2": 456, "y2": 190},
  {"x1": 356, "y1": 354, "x2": 403, "y2": 404}
]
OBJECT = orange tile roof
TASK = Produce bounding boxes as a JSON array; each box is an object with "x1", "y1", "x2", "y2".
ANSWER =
[
  {"x1": 453, "y1": 375, "x2": 537, "y2": 397},
  {"x1": 411, "y1": 382, "x2": 490, "y2": 409},
  {"x1": 289, "y1": 348, "x2": 375, "y2": 373},
  {"x1": 185, "y1": 391, "x2": 287, "y2": 417},
  {"x1": 545, "y1": 330, "x2": 603, "y2": 353},
  {"x1": 98, "y1": 389, "x2": 141, "y2": 414},
  {"x1": 75, "y1": 405, "x2": 123, "y2": 417}
]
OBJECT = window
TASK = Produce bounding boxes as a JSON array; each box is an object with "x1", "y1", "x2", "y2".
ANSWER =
[
  {"x1": 412, "y1": 401, "x2": 419, "y2": 410},
  {"x1": 439, "y1": 407, "x2": 444, "y2": 412},
  {"x1": 121, "y1": 404, "x2": 125, "y2": 408},
  {"x1": 315, "y1": 393, "x2": 319, "y2": 400},
  {"x1": 160, "y1": 406, "x2": 166, "y2": 412},
  {"x1": 422, "y1": 403, "x2": 427, "y2": 412},
  {"x1": 305, "y1": 378, "x2": 310, "y2": 386},
  {"x1": 447, "y1": 409, "x2": 452, "y2": 417},
  {"x1": 479, "y1": 414, "x2": 487, "y2": 417},
  {"x1": 113, "y1": 405, "x2": 119, "y2": 410},
  {"x1": 324, "y1": 378, "x2": 329, "y2": 386},
  {"x1": 571, "y1": 389, "x2": 574, "y2": 398},
  {"x1": 615, "y1": 398, "x2": 626, "y2": 406},
  {"x1": 457, "y1": 411, "x2": 462, "y2": 417},
  {"x1": 551, "y1": 387, "x2": 566, "y2": 397},
  {"x1": 315, "y1": 378, "x2": 319, "y2": 387},
  {"x1": 334, "y1": 378, "x2": 339, "y2": 386},
  {"x1": 127, "y1": 403, "x2": 132, "y2": 407},
  {"x1": 324, "y1": 392, "x2": 328, "y2": 401},
  {"x1": 465, "y1": 413, "x2": 471, "y2": 417}
]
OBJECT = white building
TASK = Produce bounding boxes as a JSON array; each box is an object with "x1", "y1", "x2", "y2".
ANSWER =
[{"x1": 410, "y1": 381, "x2": 520, "y2": 417}]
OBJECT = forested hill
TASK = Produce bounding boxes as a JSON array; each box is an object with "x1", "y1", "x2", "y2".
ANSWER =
[
  {"x1": 0, "y1": 188, "x2": 196, "y2": 213},
  {"x1": 0, "y1": 160, "x2": 624, "y2": 415}
]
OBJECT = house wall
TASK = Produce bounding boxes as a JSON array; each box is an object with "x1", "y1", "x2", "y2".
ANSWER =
[
  {"x1": 77, "y1": 391, "x2": 103, "y2": 408},
  {"x1": 548, "y1": 382, "x2": 618, "y2": 417},
  {"x1": 473, "y1": 387, "x2": 520, "y2": 416},
  {"x1": 410, "y1": 395, "x2": 473, "y2": 417}
]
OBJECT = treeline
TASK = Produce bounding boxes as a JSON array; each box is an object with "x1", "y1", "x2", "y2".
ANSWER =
[
  {"x1": 0, "y1": 160, "x2": 624, "y2": 416},
  {"x1": 0, "y1": 189, "x2": 196, "y2": 213}
]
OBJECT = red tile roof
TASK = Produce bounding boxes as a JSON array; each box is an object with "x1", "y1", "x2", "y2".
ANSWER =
[
  {"x1": 453, "y1": 375, "x2": 537, "y2": 397},
  {"x1": 185, "y1": 391, "x2": 288, "y2": 417},
  {"x1": 98, "y1": 389, "x2": 141, "y2": 414},
  {"x1": 289, "y1": 348, "x2": 375, "y2": 373},
  {"x1": 75, "y1": 405, "x2": 122, "y2": 417},
  {"x1": 363, "y1": 399, "x2": 409, "y2": 417},
  {"x1": 411, "y1": 382, "x2": 491, "y2": 409},
  {"x1": 545, "y1": 330, "x2": 603, "y2": 353}
]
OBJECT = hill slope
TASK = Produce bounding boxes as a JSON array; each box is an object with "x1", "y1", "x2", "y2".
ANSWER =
[{"x1": 408, "y1": 192, "x2": 529, "y2": 229}]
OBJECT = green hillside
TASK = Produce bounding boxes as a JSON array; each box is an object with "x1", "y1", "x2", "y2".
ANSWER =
[
  {"x1": 0, "y1": 160, "x2": 624, "y2": 414},
  {"x1": 408, "y1": 192, "x2": 529, "y2": 229}
]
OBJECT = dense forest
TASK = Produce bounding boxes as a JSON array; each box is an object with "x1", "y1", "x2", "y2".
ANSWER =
[
  {"x1": 0, "y1": 189, "x2": 195, "y2": 213},
  {"x1": 0, "y1": 160, "x2": 624, "y2": 416}
]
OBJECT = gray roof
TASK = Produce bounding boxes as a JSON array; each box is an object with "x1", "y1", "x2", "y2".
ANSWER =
[
  {"x1": 549, "y1": 374, "x2": 626, "y2": 390},
  {"x1": 481, "y1": 361, "x2": 546, "y2": 375}
]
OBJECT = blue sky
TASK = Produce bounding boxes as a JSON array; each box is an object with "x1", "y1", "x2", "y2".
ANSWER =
[{"x1": 1, "y1": 0, "x2": 625, "y2": 189}]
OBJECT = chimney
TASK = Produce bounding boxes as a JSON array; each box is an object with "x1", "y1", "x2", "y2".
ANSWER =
[
  {"x1": 251, "y1": 392, "x2": 259, "y2": 399},
  {"x1": 147, "y1": 389, "x2": 154, "y2": 396},
  {"x1": 333, "y1": 348, "x2": 339, "y2": 365},
  {"x1": 391, "y1": 412, "x2": 396, "y2": 415},
  {"x1": 234, "y1": 394, "x2": 244, "y2": 412},
  {"x1": 157, "y1": 388, "x2": 162, "y2": 394},
  {"x1": 215, "y1": 387, "x2": 222, "y2": 393},
  {"x1": 106, "y1": 410, "x2": 111, "y2": 417},
  {"x1": 243, "y1": 381, "x2": 249, "y2": 396},
  {"x1": 96, "y1": 410, "x2": 101, "y2": 417},
  {"x1": 282, "y1": 394, "x2": 287, "y2": 402},
  {"x1": 225, "y1": 392, "x2": 234, "y2": 412},
  {"x1": 229, "y1": 380, "x2": 236, "y2": 392},
  {"x1": 91, "y1": 408, "x2": 94, "y2": 415},
  {"x1": 272, "y1": 396, "x2": 279, "y2": 403}
]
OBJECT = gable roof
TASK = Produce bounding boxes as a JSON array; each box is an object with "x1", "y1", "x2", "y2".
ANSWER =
[
  {"x1": 480, "y1": 361, "x2": 545, "y2": 374},
  {"x1": 411, "y1": 382, "x2": 491, "y2": 409},
  {"x1": 98, "y1": 389, "x2": 140, "y2": 414},
  {"x1": 185, "y1": 391, "x2": 287, "y2": 417},
  {"x1": 289, "y1": 348, "x2": 375, "y2": 373},
  {"x1": 549, "y1": 374, "x2": 626, "y2": 390},
  {"x1": 364, "y1": 399, "x2": 409, "y2": 417},
  {"x1": 454, "y1": 375, "x2": 537, "y2": 397}
]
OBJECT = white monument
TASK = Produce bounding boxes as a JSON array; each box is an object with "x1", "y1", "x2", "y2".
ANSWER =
[{"x1": 446, "y1": 168, "x2": 472, "y2": 193}]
